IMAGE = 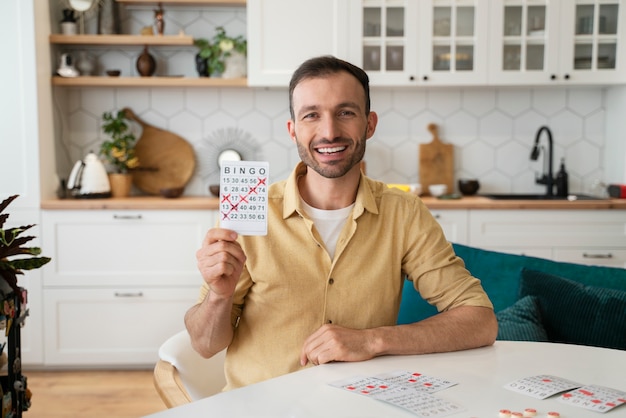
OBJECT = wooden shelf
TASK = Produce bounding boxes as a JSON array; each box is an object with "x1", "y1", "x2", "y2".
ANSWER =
[
  {"x1": 49, "y1": 34, "x2": 194, "y2": 46},
  {"x1": 51, "y1": 76, "x2": 247, "y2": 87},
  {"x1": 115, "y1": 0, "x2": 245, "y2": 4}
]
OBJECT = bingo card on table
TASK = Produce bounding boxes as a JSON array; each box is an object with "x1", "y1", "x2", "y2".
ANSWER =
[{"x1": 219, "y1": 160, "x2": 269, "y2": 236}]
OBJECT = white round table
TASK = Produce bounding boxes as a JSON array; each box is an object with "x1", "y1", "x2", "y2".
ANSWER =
[{"x1": 146, "y1": 341, "x2": 626, "y2": 417}]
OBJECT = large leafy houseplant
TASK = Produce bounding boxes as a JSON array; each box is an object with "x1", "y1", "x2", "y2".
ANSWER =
[
  {"x1": 99, "y1": 110, "x2": 140, "y2": 174},
  {"x1": 0, "y1": 195, "x2": 50, "y2": 299},
  {"x1": 194, "y1": 26, "x2": 247, "y2": 76}
]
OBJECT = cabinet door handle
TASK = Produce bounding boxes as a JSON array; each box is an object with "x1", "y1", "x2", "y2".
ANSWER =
[
  {"x1": 114, "y1": 291, "x2": 144, "y2": 298},
  {"x1": 113, "y1": 214, "x2": 143, "y2": 220},
  {"x1": 582, "y1": 253, "x2": 613, "y2": 259}
]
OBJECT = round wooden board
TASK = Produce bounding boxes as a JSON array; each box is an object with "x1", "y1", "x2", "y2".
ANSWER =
[{"x1": 125, "y1": 108, "x2": 196, "y2": 195}]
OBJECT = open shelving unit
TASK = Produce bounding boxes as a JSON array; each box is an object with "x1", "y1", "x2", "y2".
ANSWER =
[{"x1": 49, "y1": 0, "x2": 247, "y2": 87}]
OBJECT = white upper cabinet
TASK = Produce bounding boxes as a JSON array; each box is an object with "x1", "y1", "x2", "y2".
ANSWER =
[
  {"x1": 490, "y1": 0, "x2": 626, "y2": 85},
  {"x1": 248, "y1": 0, "x2": 625, "y2": 87},
  {"x1": 247, "y1": 0, "x2": 356, "y2": 86},
  {"x1": 349, "y1": 0, "x2": 488, "y2": 86}
]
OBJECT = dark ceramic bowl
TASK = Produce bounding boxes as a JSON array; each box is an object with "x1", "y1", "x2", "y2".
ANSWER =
[
  {"x1": 159, "y1": 187, "x2": 184, "y2": 198},
  {"x1": 458, "y1": 179, "x2": 480, "y2": 196},
  {"x1": 209, "y1": 184, "x2": 220, "y2": 197},
  {"x1": 106, "y1": 70, "x2": 121, "y2": 77}
]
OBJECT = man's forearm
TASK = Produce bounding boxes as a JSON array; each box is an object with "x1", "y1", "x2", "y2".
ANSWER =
[
  {"x1": 373, "y1": 306, "x2": 497, "y2": 356},
  {"x1": 184, "y1": 292, "x2": 235, "y2": 358}
]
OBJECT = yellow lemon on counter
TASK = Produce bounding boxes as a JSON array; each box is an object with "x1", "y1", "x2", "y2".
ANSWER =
[{"x1": 387, "y1": 184, "x2": 411, "y2": 192}]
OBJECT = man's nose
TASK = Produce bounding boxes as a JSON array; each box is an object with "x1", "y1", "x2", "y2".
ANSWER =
[{"x1": 318, "y1": 116, "x2": 341, "y2": 140}]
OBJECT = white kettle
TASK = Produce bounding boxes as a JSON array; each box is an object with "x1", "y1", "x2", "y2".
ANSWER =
[{"x1": 67, "y1": 152, "x2": 112, "y2": 198}]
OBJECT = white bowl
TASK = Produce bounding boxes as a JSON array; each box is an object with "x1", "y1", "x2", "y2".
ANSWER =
[
  {"x1": 409, "y1": 183, "x2": 422, "y2": 196},
  {"x1": 428, "y1": 184, "x2": 447, "y2": 197}
]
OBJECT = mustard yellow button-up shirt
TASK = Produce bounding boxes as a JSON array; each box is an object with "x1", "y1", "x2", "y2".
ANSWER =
[{"x1": 198, "y1": 162, "x2": 492, "y2": 390}]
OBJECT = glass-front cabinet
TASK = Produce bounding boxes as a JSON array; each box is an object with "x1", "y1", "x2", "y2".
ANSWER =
[
  {"x1": 490, "y1": 0, "x2": 626, "y2": 85},
  {"x1": 560, "y1": 0, "x2": 626, "y2": 83},
  {"x1": 355, "y1": 0, "x2": 419, "y2": 85},
  {"x1": 421, "y1": 0, "x2": 489, "y2": 85},
  {"x1": 352, "y1": 0, "x2": 488, "y2": 86}
]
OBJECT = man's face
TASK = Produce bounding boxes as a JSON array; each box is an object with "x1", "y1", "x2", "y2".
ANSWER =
[{"x1": 288, "y1": 72, "x2": 376, "y2": 179}]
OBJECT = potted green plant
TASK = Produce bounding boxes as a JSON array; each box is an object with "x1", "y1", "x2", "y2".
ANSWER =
[
  {"x1": 194, "y1": 26, "x2": 247, "y2": 77},
  {"x1": 0, "y1": 195, "x2": 51, "y2": 299},
  {"x1": 99, "y1": 110, "x2": 140, "y2": 197}
]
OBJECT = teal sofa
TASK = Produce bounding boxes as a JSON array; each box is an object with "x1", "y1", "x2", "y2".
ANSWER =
[{"x1": 398, "y1": 243, "x2": 626, "y2": 350}]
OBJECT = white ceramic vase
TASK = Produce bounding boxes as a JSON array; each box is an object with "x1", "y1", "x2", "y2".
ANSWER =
[{"x1": 222, "y1": 52, "x2": 247, "y2": 79}]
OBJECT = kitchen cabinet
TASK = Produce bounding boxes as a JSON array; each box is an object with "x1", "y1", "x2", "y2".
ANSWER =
[
  {"x1": 468, "y1": 210, "x2": 626, "y2": 267},
  {"x1": 490, "y1": 0, "x2": 626, "y2": 85},
  {"x1": 247, "y1": 0, "x2": 354, "y2": 86},
  {"x1": 41, "y1": 209, "x2": 215, "y2": 366},
  {"x1": 351, "y1": 0, "x2": 489, "y2": 86},
  {"x1": 250, "y1": 0, "x2": 626, "y2": 87},
  {"x1": 430, "y1": 209, "x2": 469, "y2": 244}
]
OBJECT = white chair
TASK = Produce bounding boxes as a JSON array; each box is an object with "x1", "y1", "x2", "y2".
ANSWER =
[{"x1": 153, "y1": 329, "x2": 227, "y2": 408}]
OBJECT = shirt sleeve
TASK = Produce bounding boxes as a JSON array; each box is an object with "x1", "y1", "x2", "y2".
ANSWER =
[{"x1": 403, "y1": 200, "x2": 493, "y2": 312}]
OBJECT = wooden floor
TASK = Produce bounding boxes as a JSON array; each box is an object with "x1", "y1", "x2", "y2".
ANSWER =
[{"x1": 23, "y1": 369, "x2": 167, "y2": 418}]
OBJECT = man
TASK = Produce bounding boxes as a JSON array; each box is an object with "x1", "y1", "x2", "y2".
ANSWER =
[{"x1": 185, "y1": 56, "x2": 497, "y2": 391}]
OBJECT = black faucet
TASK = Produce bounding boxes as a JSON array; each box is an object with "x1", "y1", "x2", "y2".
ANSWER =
[{"x1": 530, "y1": 126, "x2": 554, "y2": 196}]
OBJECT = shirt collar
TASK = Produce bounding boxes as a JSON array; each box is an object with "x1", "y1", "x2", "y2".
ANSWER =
[{"x1": 282, "y1": 162, "x2": 379, "y2": 219}]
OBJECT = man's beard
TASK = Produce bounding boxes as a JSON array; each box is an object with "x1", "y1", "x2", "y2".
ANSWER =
[{"x1": 295, "y1": 133, "x2": 367, "y2": 179}]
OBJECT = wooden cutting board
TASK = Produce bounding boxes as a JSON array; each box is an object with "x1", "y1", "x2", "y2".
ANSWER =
[
  {"x1": 124, "y1": 108, "x2": 196, "y2": 195},
  {"x1": 419, "y1": 123, "x2": 454, "y2": 195}
]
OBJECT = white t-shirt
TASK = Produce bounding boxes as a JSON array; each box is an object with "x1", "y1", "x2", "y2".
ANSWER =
[{"x1": 300, "y1": 198, "x2": 354, "y2": 259}]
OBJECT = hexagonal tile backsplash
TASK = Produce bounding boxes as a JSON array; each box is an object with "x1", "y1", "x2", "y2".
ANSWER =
[{"x1": 52, "y1": 5, "x2": 607, "y2": 197}]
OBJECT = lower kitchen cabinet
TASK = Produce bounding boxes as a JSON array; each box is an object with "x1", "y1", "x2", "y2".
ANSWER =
[
  {"x1": 553, "y1": 248, "x2": 626, "y2": 268},
  {"x1": 468, "y1": 210, "x2": 626, "y2": 267},
  {"x1": 41, "y1": 209, "x2": 215, "y2": 366},
  {"x1": 43, "y1": 287, "x2": 199, "y2": 366},
  {"x1": 430, "y1": 210, "x2": 469, "y2": 245}
]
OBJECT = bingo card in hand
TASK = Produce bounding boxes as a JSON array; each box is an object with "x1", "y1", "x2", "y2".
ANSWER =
[{"x1": 219, "y1": 160, "x2": 269, "y2": 236}]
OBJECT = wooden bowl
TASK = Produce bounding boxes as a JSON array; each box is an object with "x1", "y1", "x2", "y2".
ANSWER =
[
  {"x1": 106, "y1": 70, "x2": 121, "y2": 77},
  {"x1": 159, "y1": 187, "x2": 184, "y2": 198},
  {"x1": 209, "y1": 184, "x2": 220, "y2": 197}
]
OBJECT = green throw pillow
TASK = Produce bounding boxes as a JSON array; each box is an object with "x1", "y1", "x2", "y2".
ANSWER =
[
  {"x1": 496, "y1": 295, "x2": 548, "y2": 342},
  {"x1": 519, "y1": 268, "x2": 626, "y2": 350}
]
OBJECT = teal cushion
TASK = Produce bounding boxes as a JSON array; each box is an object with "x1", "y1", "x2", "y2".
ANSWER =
[
  {"x1": 519, "y1": 268, "x2": 626, "y2": 350},
  {"x1": 496, "y1": 295, "x2": 548, "y2": 342},
  {"x1": 397, "y1": 243, "x2": 626, "y2": 325}
]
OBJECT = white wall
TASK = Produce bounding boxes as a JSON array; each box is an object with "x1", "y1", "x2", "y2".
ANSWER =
[
  {"x1": 0, "y1": 0, "x2": 40, "y2": 208},
  {"x1": 605, "y1": 85, "x2": 626, "y2": 184}
]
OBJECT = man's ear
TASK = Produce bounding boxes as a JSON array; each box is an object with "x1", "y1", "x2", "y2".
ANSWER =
[
  {"x1": 366, "y1": 111, "x2": 378, "y2": 139},
  {"x1": 287, "y1": 119, "x2": 297, "y2": 142}
]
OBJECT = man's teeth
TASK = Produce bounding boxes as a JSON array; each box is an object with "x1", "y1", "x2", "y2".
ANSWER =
[{"x1": 318, "y1": 146, "x2": 346, "y2": 154}]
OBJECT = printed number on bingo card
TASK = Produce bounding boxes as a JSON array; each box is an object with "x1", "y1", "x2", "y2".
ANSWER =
[{"x1": 220, "y1": 161, "x2": 269, "y2": 236}]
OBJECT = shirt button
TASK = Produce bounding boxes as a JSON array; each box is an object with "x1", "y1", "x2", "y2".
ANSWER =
[{"x1": 328, "y1": 278, "x2": 334, "y2": 285}]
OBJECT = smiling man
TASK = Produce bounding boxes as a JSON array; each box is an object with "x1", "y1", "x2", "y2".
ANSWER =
[{"x1": 185, "y1": 55, "x2": 497, "y2": 391}]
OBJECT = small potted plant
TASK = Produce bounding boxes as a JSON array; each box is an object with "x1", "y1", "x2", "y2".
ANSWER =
[
  {"x1": 99, "y1": 110, "x2": 140, "y2": 197},
  {"x1": 194, "y1": 26, "x2": 247, "y2": 78}
]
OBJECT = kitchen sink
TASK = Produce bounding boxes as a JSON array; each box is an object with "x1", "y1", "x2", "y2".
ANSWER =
[{"x1": 482, "y1": 193, "x2": 605, "y2": 201}]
